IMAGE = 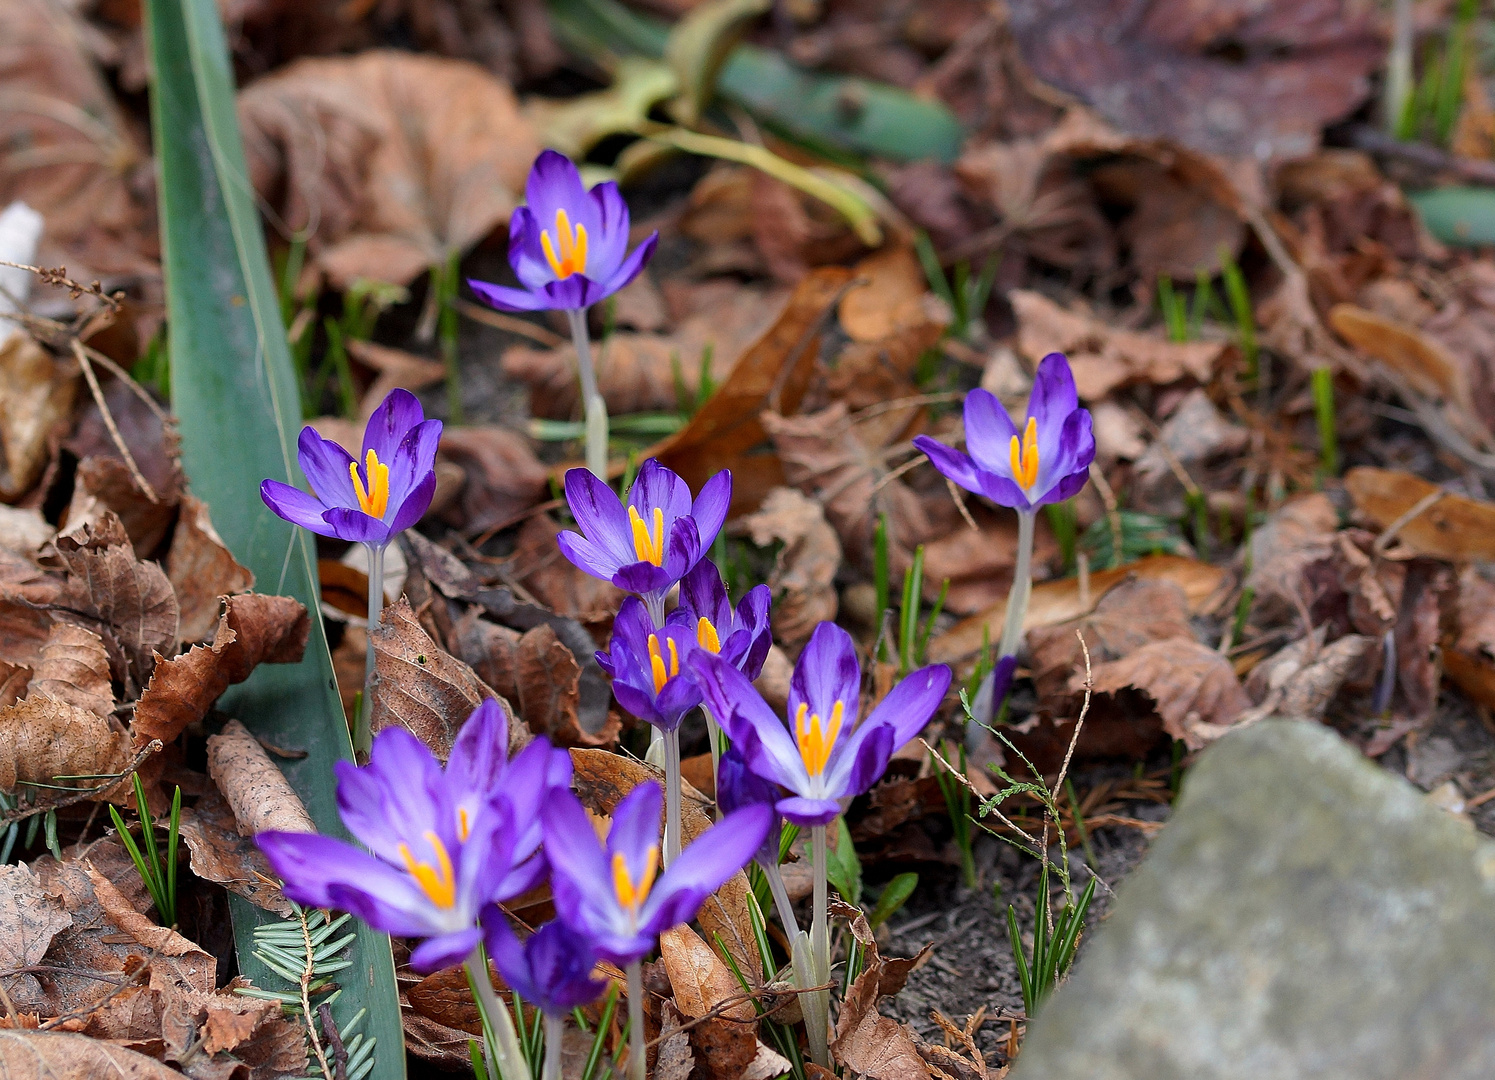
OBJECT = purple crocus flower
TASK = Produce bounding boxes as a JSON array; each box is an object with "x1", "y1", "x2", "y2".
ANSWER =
[
  {"x1": 257, "y1": 699, "x2": 569, "y2": 973},
  {"x1": 690, "y1": 622, "x2": 951, "y2": 827},
  {"x1": 260, "y1": 389, "x2": 441, "y2": 548},
  {"x1": 541, "y1": 781, "x2": 771, "y2": 966},
  {"x1": 670, "y1": 560, "x2": 772, "y2": 681},
  {"x1": 597, "y1": 598, "x2": 703, "y2": 732},
  {"x1": 482, "y1": 914, "x2": 607, "y2": 1016},
  {"x1": 913, "y1": 353, "x2": 1094, "y2": 512},
  {"x1": 557, "y1": 459, "x2": 730, "y2": 606},
  {"x1": 467, "y1": 150, "x2": 658, "y2": 314},
  {"x1": 716, "y1": 747, "x2": 782, "y2": 869}
]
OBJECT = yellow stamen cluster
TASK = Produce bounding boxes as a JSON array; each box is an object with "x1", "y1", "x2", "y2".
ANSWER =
[
  {"x1": 457, "y1": 807, "x2": 471, "y2": 843},
  {"x1": 399, "y1": 831, "x2": 457, "y2": 909},
  {"x1": 696, "y1": 617, "x2": 721, "y2": 654},
  {"x1": 541, "y1": 208, "x2": 589, "y2": 280},
  {"x1": 1009, "y1": 416, "x2": 1040, "y2": 492},
  {"x1": 350, "y1": 449, "x2": 390, "y2": 519},
  {"x1": 795, "y1": 700, "x2": 844, "y2": 778},
  {"x1": 647, "y1": 633, "x2": 680, "y2": 694},
  {"x1": 612, "y1": 846, "x2": 659, "y2": 913},
  {"x1": 628, "y1": 505, "x2": 666, "y2": 566}
]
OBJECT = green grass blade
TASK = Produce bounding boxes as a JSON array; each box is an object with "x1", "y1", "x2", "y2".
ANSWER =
[{"x1": 143, "y1": 0, "x2": 404, "y2": 1075}]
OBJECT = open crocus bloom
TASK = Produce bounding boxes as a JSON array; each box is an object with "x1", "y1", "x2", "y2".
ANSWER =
[
  {"x1": 671, "y1": 559, "x2": 772, "y2": 681},
  {"x1": 257, "y1": 700, "x2": 568, "y2": 973},
  {"x1": 467, "y1": 150, "x2": 658, "y2": 314},
  {"x1": 716, "y1": 747, "x2": 783, "y2": 869},
  {"x1": 556, "y1": 459, "x2": 730, "y2": 602},
  {"x1": 913, "y1": 353, "x2": 1095, "y2": 513},
  {"x1": 541, "y1": 781, "x2": 771, "y2": 966},
  {"x1": 260, "y1": 388, "x2": 442, "y2": 548},
  {"x1": 482, "y1": 914, "x2": 607, "y2": 1017},
  {"x1": 691, "y1": 622, "x2": 951, "y2": 827},
  {"x1": 597, "y1": 598, "x2": 702, "y2": 732}
]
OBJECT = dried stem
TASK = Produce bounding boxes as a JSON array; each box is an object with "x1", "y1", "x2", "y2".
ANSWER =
[{"x1": 70, "y1": 338, "x2": 158, "y2": 502}]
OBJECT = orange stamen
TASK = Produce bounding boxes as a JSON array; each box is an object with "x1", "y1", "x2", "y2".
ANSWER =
[
  {"x1": 647, "y1": 634, "x2": 679, "y2": 694},
  {"x1": 1008, "y1": 416, "x2": 1040, "y2": 492},
  {"x1": 349, "y1": 449, "x2": 390, "y2": 518},
  {"x1": 398, "y1": 831, "x2": 457, "y2": 909},
  {"x1": 697, "y1": 617, "x2": 721, "y2": 654},
  {"x1": 540, "y1": 209, "x2": 589, "y2": 280},
  {"x1": 611, "y1": 846, "x2": 659, "y2": 912},
  {"x1": 794, "y1": 700, "x2": 844, "y2": 778},
  {"x1": 628, "y1": 506, "x2": 666, "y2": 566}
]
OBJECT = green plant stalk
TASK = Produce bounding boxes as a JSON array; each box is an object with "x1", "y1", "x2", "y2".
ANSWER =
[
  {"x1": 567, "y1": 309, "x2": 609, "y2": 478},
  {"x1": 440, "y1": 250, "x2": 464, "y2": 424},
  {"x1": 874, "y1": 513, "x2": 890, "y2": 661},
  {"x1": 1158, "y1": 276, "x2": 1188, "y2": 342},
  {"x1": 1065, "y1": 776, "x2": 1096, "y2": 872},
  {"x1": 625, "y1": 961, "x2": 646, "y2": 1080},
  {"x1": 998, "y1": 510, "x2": 1036, "y2": 659},
  {"x1": 935, "y1": 744, "x2": 976, "y2": 889},
  {"x1": 664, "y1": 727, "x2": 683, "y2": 866},
  {"x1": 899, "y1": 545, "x2": 925, "y2": 674},
  {"x1": 804, "y1": 824, "x2": 831, "y2": 1066},
  {"x1": 1220, "y1": 252, "x2": 1258, "y2": 383},
  {"x1": 916, "y1": 578, "x2": 949, "y2": 666},
  {"x1": 868, "y1": 872, "x2": 918, "y2": 929},
  {"x1": 466, "y1": 953, "x2": 529, "y2": 1080},
  {"x1": 543, "y1": 1013, "x2": 564, "y2": 1080},
  {"x1": 578, "y1": 985, "x2": 618, "y2": 1080},
  {"x1": 1312, "y1": 367, "x2": 1339, "y2": 477},
  {"x1": 356, "y1": 542, "x2": 385, "y2": 757}
]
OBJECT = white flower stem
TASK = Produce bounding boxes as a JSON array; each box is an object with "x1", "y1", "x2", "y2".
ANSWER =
[
  {"x1": 664, "y1": 727, "x2": 683, "y2": 867},
  {"x1": 465, "y1": 953, "x2": 528, "y2": 1080},
  {"x1": 764, "y1": 859, "x2": 799, "y2": 939},
  {"x1": 998, "y1": 510, "x2": 1036, "y2": 660},
  {"x1": 626, "y1": 960, "x2": 647, "y2": 1080},
  {"x1": 356, "y1": 542, "x2": 386, "y2": 757},
  {"x1": 543, "y1": 1012, "x2": 564, "y2": 1080},
  {"x1": 567, "y1": 308, "x2": 608, "y2": 479},
  {"x1": 704, "y1": 707, "x2": 723, "y2": 819},
  {"x1": 802, "y1": 823, "x2": 831, "y2": 1067}
]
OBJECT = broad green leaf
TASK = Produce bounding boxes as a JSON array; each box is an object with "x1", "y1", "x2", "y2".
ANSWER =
[
  {"x1": 824, "y1": 816, "x2": 862, "y2": 907},
  {"x1": 1409, "y1": 186, "x2": 1495, "y2": 247},
  {"x1": 144, "y1": 0, "x2": 405, "y2": 1075},
  {"x1": 664, "y1": 0, "x2": 772, "y2": 127},
  {"x1": 531, "y1": 57, "x2": 679, "y2": 158}
]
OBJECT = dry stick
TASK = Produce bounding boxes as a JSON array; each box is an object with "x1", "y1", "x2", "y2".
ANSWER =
[
  {"x1": 1372, "y1": 488, "x2": 1447, "y2": 557},
  {"x1": 38, "y1": 952, "x2": 153, "y2": 1032},
  {"x1": 69, "y1": 338, "x2": 159, "y2": 502},
  {"x1": 79, "y1": 343, "x2": 171, "y2": 424},
  {"x1": 317, "y1": 1002, "x2": 350, "y2": 1080},
  {"x1": 0, "y1": 260, "x2": 122, "y2": 309},
  {"x1": 922, "y1": 738, "x2": 1042, "y2": 851},
  {"x1": 0, "y1": 740, "x2": 162, "y2": 826},
  {"x1": 640, "y1": 981, "x2": 837, "y2": 1048}
]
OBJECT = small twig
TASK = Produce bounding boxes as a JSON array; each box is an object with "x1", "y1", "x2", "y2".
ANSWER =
[
  {"x1": 642, "y1": 981, "x2": 836, "y2": 1048},
  {"x1": 79, "y1": 343, "x2": 171, "y2": 424},
  {"x1": 1345, "y1": 124, "x2": 1495, "y2": 186},
  {"x1": 69, "y1": 338, "x2": 159, "y2": 502},
  {"x1": 1371, "y1": 488, "x2": 1446, "y2": 556},
  {"x1": 38, "y1": 954, "x2": 152, "y2": 1031},
  {"x1": 0, "y1": 740, "x2": 162, "y2": 826},
  {"x1": 0, "y1": 261, "x2": 122, "y2": 309},
  {"x1": 318, "y1": 1002, "x2": 349, "y2": 1080},
  {"x1": 946, "y1": 478, "x2": 980, "y2": 532}
]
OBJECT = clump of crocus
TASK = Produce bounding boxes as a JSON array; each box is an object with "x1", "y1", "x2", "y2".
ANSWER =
[
  {"x1": 691, "y1": 622, "x2": 950, "y2": 1066},
  {"x1": 541, "y1": 780, "x2": 771, "y2": 1080},
  {"x1": 258, "y1": 699, "x2": 570, "y2": 1080},
  {"x1": 260, "y1": 388, "x2": 441, "y2": 753},
  {"x1": 468, "y1": 150, "x2": 659, "y2": 477},
  {"x1": 483, "y1": 914, "x2": 607, "y2": 1080},
  {"x1": 913, "y1": 353, "x2": 1094, "y2": 717}
]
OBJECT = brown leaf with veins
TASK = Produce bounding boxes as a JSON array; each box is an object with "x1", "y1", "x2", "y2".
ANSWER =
[
  {"x1": 0, "y1": 863, "x2": 72, "y2": 1013},
  {"x1": 206, "y1": 719, "x2": 315, "y2": 838},
  {"x1": 29, "y1": 622, "x2": 112, "y2": 719},
  {"x1": 165, "y1": 495, "x2": 254, "y2": 645},
  {"x1": 0, "y1": 335, "x2": 77, "y2": 502},
  {"x1": 177, "y1": 788, "x2": 292, "y2": 916},
  {"x1": 1446, "y1": 568, "x2": 1495, "y2": 711},
  {"x1": 133, "y1": 594, "x2": 309, "y2": 751},
  {"x1": 0, "y1": 694, "x2": 130, "y2": 794},
  {"x1": 1244, "y1": 493, "x2": 1340, "y2": 627},
  {"x1": 1082, "y1": 639, "x2": 1250, "y2": 751},
  {"x1": 1233, "y1": 629, "x2": 1376, "y2": 733},
  {"x1": 0, "y1": 1032, "x2": 184, "y2": 1079},
  {"x1": 239, "y1": 50, "x2": 538, "y2": 287},
  {"x1": 63, "y1": 456, "x2": 182, "y2": 562},
  {"x1": 509, "y1": 515, "x2": 624, "y2": 625},
  {"x1": 659, "y1": 924, "x2": 757, "y2": 1080},
  {"x1": 515, "y1": 623, "x2": 621, "y2": 748},
  {"x1": 741, "y1": 488, "x2": 841, "y2": 648},
  {"x1": 655, "y1": 999, "x2": 696, "y2": 1080},
  {"x1": 1345, "y1": 467, "x2": 1495, "y2": 563}
]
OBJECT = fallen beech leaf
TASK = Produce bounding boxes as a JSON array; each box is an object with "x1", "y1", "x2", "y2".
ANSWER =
[
  {"x1": 0, "y1": 504, "x2": 52, "y2": 555},
  {"x1": 85, "y1": 863, "x2": 215, "y2": 986},
  {"x1": 741, "y1": 487, "x2": 841, "y2": 647},
  {"x1": 509, "y1": 515, "x2": 625, "y2": 624},
  {"x1": 1345, "y1": 466, "x2": 1495, "y2": 562},
  {"x1": 1329, "y1": 305, "x2": 1469, "y2": 405},
  {"x1": 1445, "y1": 567, "x2": 1495, "y2": 710},
  {"x1": 659, "y1": 924, "x2": 757, "y2": 1080},
  {"x1": 1010, "y1": 289, "x2": 1225, "y2": 400},
  {"x1": 436, "y1": 426, "x2": 549, "y2": 534},
  {"x1": 1081, "y1": 639, "x2": 1250, "y2": 751},
  {"x1": 0, "y1": 863, "x2": 72, "y2": 1013},
  {"x1": 206, "y1": 719, "x2": 315, "y2": 837},
  {"x1": 655, "y1": 999, "x2": 695, "y2": 1080},
  {"x1": 64, "y1": 456, "x2": 182, "y2": 561},
  {"x1": 370, "y1": 597, "x2": 527, "y2": 760},
  {"x1": 1244, "y1": 493, "x2": 1341, "y2": 624},
  {"x1": 0, "y1": 694, "x2": 130, "y2": 794},
  {"x1": 515, "y1": 623, "x2": 620, "y2": 748},
  {"x1": 832, "y1": 978, "x2": 931, "y2": 1080},
  {"x1": 1131, "y1": 389, "x2": 1249, "y2": 517},
  {"x1": 177, "y1": 788, "x2": 292, "y2": 916},
  {"x1": 837, "y1": 247, "x2": 933, "y2": 343},
  {"x1": 1237, "y1": 629, "x2": 1376, "y2": 728},
  {"x1": 0, "y1": 334, "x2": 77, "y2": 502},
  {"x1": 28, "y1": 622, "x2": 112, "y2": 719},
  {"x1": 133, "y1": 594, "x2": 310, "y2": 750},
  {"x1": 164, "y1": 495, "x2": 253, "y2": 644},
  {"x1": 928, "y1": 554, "x2": 1225, "y2": 666},
  {"x1": 240, "y1": 50, "x2": 538, "y2": 287},
  {"x1": 0, "y1": 1031, "x2": 183, "y2": 1079}
]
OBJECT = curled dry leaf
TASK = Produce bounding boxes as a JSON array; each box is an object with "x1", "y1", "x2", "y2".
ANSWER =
[
  {"x1": 165, "y1": 495, "x2": 253, "y2": 645},
  {"x1": 0, "y1": 1031, "x2": 184, "y2": 1079},
  {"x1": 837, "y1": 246, "x2": 937, "y2": 344},
  {"x1": 206, "y1": 719, "x2": 316, "y2": 838},
  {"x1": 830, "y1": 899, "x2": 933, "y2": 1080},
  {"x1": 0, "y1": 694, "x2": 130, "y2": 795},
  {"x1": 741, "y1": 487, "x2": 841, "y2": 648},
  {"x1": 1081, "y1": 638, "x2": 1251, "y2": 751},
  {"x1": 1445, "y1": 567, "x2": 1495, "y2": 711},
  {"x1": 64, "y1": 455, "x2": 181, "y2": 563},
  {"x1": 1244, "y1": 493, "x2": 1340, "y2": 626},
  {"x1": 0, "y1": 862, "x2": 73, "y2": 1013},
  {"x1": 176, "y1": 788, "x2": 293, "y2": 916},
  {"x1": 29, "y1": 622, "x2": 112, "y2": 719},
  {"x1": 436, "y1": 426, "x2": 549, "y2": 534},
  {"x1": 655, "y1": 999, "x2": 696, "y2": 1080},
  {"x1": 659, "y1": 924, "x2": 757, "y2": 1080},
  {"x1": 1345, "y1": 466, "x2": 1495, "y2": 562},
  {"x1": 239, "y1": 50, "x2": 538, "y2": 287},
  {"x1": 84, "y1": 863, "x2": 215, "y2": 985},
  {"x1": 0, "y1": 334, "x2": 77, "y2": 502},
  {"x1": 1235, "y1": 629, "x2": 1377, "y2": 732},
  {"x1": 1010, "y1": 289, "x2": 1225, "y2": 400},
  {"x1": 133, "y1": 594, "x2": 310, "y2": 751}
]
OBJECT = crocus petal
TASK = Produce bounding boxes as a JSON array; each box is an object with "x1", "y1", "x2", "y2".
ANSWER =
[
  {"x1": 859, "y1": 663, "x2": 952, "y2": 750},
  {"x1": 333, "y1": 727, "x2": 446, "y2": 861},
  {"x1": 507, "y1": 207, "x2": 556, "y2": 291},
  {"x1": 525, "y1": 150, "x2": 601, "y2": 252},
  {"x1": 363, "y1": 389, "x2": 425, "y2": 465},
  {"x1": 628, "y1": 459, "x2": 694, "y2": 522},
  {"x1": 608, "y1": 782, "x2": 664, "y2": 882},
  {"x1": 258, "y1": 832, "x2": 438, "y2": 937},
  {"x1": 611, "y1": 561, "x2": 677, "y2": 597},
  {"x1": 654, "y1": 675, "x2": 704, "y2": 731},
  {"x1": 540, "y1": 789, "x2": 614, "y2": 911},
  {"x1": 689, "y1": 652, "x2": 808, "y2": 792},
  {"x1": 1039, "y1": 466, "x2": 1090, "y2": 507},
  {"x1": 913, "y1": 437, "x2": 989, "y2": 501},
  {"x1": 557, "y1": 530, "x2": 625, "y2": 583},
  {"x1": 446, "y1": 698, "x2": 510, "y2": 797},
  {"x1": 297, "y1": 426, "x2": 359, "y2": 507},
  {"x1": 409, "y1": 928, "x2": 485, "y2": 975},
  {"x1": 677, "y1": 559, "x2": 728, "y2": 625},
  {"x1": 690, "y1": 469, "x2": 731, "y2": 553},
  {"x1": 962, "y1": 388, "x2": 1021, "y2": 479},
  {"x1": 978, "y1": 472, "x2": 1035, "y2": 512},
  {"x1": 1025, "y1": 353, "x2": 1080, "y2": 438},
  {"x1": 787, "y1": 622, "x2": 859, "y2": 733},
  {"x1": 1034, "y1": 408, "x2": 1095, "y2": 505},
  {"x1": 467, "y1": 278, "x2": 557, "y2": 313},
  {"x1": 611, "y1": 682, "x2": 664, "y2": 727},
  {"x1": 735, "y1": 585, "x2": 773, "y2": 680},
  {"x1": 639, "y1": 804, "x2": 772, "y2": 935},
  {"x1": 774, "y1": 795, "x2": 841, "y2": 827},
  {"x1": 827, "y1": 722, "x2": 894, "y2": 802},
  {"x1": 594, "y1": 233, "x2": 658, "y2": 302},
  {"x1": 659, "y1": 518, "x2": 702, "y2": 586},
  {"x1": 483, "y1": 908, "x2": 542, "y2": 1002},
  {"x1": 260, "y1": 480, "x2": 336, "y2": 537},
  {"x1": 540, "y1": 275, "x2": 605, "y2": 310},
  {"x1": 585, "y1": 180, "x2": 632, "y2": 282},
  {"x1": 385, "y1": 471, "x2": 437, "y2": 537},
  {"x1": 321, "y1": 507, "x2": 392, "y2": 547},
  {"x1": 385, "y1": 417, "x2": 443, "y2": 512},
  {"x1": 566, "y1": 468, "x2": 636, "y2": 567},
  {"x1": 524, "y1": 921, "x2": 607, "y2": 1013}
]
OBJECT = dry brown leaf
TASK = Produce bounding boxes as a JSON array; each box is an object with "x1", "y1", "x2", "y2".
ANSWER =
[
  {"x1": 0, "y1": 334, "x2": 77, "y2": 502},
  {"x1": 436, "y1": 426, "x2": 549, "y2": 534},
  {"x1": 838, "y1": 247, "x2": 935, "y2": 343},
  {"x1": 64, "y1": 456, "x2": 181, "y2": 562},
  {"x1": 509, "y1": 515, "x2": 624, "y2": 624},
  {"x1": 1445, "y1": 567, "x2": 1495, "y2": 710},
  {"x1": 0, "y1": 862, "x2": 72, "y2": 1013},
  {"x1": 177, "y1": 788, "x2": 292, "y2": 916},
  {"x1": 655, "y1": 999, "x2": 695, "y2": 1080},
  {"x1": 659, "y1": 924, "x2": 757, "y2": 1080},
  {"x1": 0, "y1": 504, "x2": 52, "y2": 556},
  {"x1": 1010, "y1": 290, "x2": 1225, "y2": 400},
  {"x1": 165, "y1": 495, "x2": 253, "y2": 645},
  {"x1": 240, "y1": 50, "x2": 538, "y2": 287},
  {"x1": 86, "y1": 863, "x2": 215, "y2": 985},
  {"x1": 740, "y1": 487, "x2": 841, "y2": 648},
  {"x1": 919, "y1": 508, "x2": 1060, "y2": 616},
  {"x1": 1345, "y1": 467, "x2": 1495, "y2": 562},
  {"x1": 133, "y1": 594, "x2": 309, "y2": 750},
  {"x1": 1244, "y1": 493, "x2": 1341, "y2": 625},
  {"x1": 929, "y1": 554, "x2": 1225, "y2": 666},
  {"x1": 514, "y1": 623, "x2": 620, "y2": 748},
  {"x1": 1235, "y1": 629, "x2": 1376, "y2": 730},
  {"x1": 1130, "y1": 389, "x2": 1249, "y2": 517},
  {"x1": 832, "y1": 982, "x2": 931, "y2": 1079},
  {"x1": 0, "y1": 694, "x2": 130, "y2": 794},
  {"x1": 1082, "y1": 639, "x2": 1251, "y2": 751},
  {"x1": 0, "y1": 1031, "x2": 184, "y2": 1079},
  {"x1": 28, "y1": 621, "x2": 112, "y2": 719},
  {"x1": 206, "y1": 719, "x2": 315, "y2": 838}
]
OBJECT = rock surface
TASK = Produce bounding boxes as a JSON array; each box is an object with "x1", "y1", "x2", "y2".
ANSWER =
[{"x1": 1012, "y1": 719, "x2": 1495, "y2": 1080}]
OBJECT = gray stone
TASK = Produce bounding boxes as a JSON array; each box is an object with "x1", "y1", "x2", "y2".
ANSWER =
[{"x1": 1011, "y1": 719, "x2": 1495, "y2": 1080}]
